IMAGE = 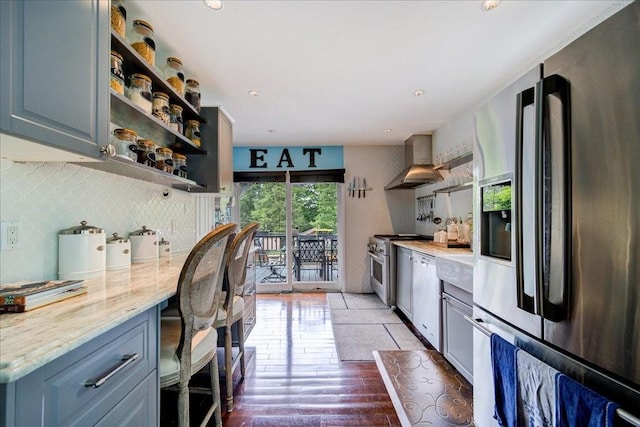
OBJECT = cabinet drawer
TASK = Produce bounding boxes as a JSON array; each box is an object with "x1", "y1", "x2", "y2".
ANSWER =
[
  {"x1": 43, "y1": 311, "x2": 156, "y2": 426},
  {"x1": 95, "y1": 372, "x2": 157, "y2": 427}
]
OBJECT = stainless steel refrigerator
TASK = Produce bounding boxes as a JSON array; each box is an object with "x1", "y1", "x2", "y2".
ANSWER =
[{"x1": 470, "y1": 2, "x2": 640, "y2": 425}]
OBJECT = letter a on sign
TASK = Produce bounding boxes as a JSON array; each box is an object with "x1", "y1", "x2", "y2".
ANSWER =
[{"x1": 277, "y1": 149, "x2": 294, "y2": 168}]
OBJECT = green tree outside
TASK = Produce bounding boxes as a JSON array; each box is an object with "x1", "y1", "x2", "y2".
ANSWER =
[{"x1": 239, "y1": 182, "x2": 337, "y2": 233}]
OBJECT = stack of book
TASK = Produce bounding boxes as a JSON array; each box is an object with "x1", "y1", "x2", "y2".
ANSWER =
[{"x1": 0, "y1": 280, "x2": 87, "y2": 313}]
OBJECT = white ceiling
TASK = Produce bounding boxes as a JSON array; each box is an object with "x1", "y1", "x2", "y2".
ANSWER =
[{"x1": 128, "y1": 0, "x2": 628, "y2": 146}]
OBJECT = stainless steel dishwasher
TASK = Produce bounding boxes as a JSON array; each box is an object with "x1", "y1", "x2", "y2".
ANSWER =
[
  {"x1": 436, "y1": 254, "x2": 473, "y2": 384},
  {"x1": 412, "y1": 251, "x2": 441, "y2": 352}
]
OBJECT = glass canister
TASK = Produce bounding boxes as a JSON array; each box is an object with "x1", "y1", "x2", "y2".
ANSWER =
[
  {"x1": 172, "y1": 153, "x2": 188, "y2": 178},
  {"x1": 155, "y1": 147, "x2": 174, "y2": 173},
  {"x1": 169, "y1": 104, "x2": 183, "y2": 134},
  {"x1": 136, "y1": 139, "x2": 156, "y2": 167},
  {"x1": 185, "y1": 79, "x2": 201, "y2": 112},
  {"x1": 184, "y1": 120, "x2": 201, "y2": 147},
  {"x1": 164, "y1": 57, "x2": 185, "y2": 96},
  {"x1": 110, "y1": 51, "x2": 125, "y2": 95},
  {"x1": 130, "y1": 20, "x2": 155, "y2": 66},
  {"x1": 127, "y1": 73, "x2": 152, "y2": 114},
  {"x1": 112, "y1": 128, "x2": 138, "y2": 161},
  {"x1": 110, "y1": 0, "x2": 126, "y2": 38},
  {"x1": 152, "y1": 92, "x2": 170, "y2": 125}
]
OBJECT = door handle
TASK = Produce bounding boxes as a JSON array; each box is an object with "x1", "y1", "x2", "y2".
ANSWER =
[
  {"x1": 515, "y1": 86, "x2": 538, "y2": 315},
  {"x1": 538, "y1": 74, "x2": 570, "y2": 322}
]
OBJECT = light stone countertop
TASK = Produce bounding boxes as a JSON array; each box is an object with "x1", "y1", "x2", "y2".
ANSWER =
[
  {"x1": 393, "y1": 240, "x2": 473, "y2": 257},
  {"x1": 0, "y1": 253, "x2": 188, "y2": 384}
]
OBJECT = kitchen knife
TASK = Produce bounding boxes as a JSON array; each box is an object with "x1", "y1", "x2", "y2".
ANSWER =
[
  {"x1": 363, "y1": 178, "x2": 367, "y2": 197},
  {"x1": 358, "y1": 177, "x2": 361, "y2": 198},
  {"x1": 351, "y1": 177, "x2": 356, "y2": 197}
]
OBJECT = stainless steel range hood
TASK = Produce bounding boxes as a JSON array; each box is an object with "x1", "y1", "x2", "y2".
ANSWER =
[{"x1": 384, "y1": 134, "x2": 442, "y2": 189}]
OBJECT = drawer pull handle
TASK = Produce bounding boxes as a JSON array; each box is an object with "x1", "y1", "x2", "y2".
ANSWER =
[{"x1": 84, "y1": 353, "x2": 139, "y2": 388}]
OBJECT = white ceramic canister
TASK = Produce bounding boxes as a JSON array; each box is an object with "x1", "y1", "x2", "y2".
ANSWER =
[
  {"x1": 106, "y1": 233, "x2": 131, "y2": 270},
  {"x1": 158, "y1": 238, "x2": 171, "y2": 258},
  {"x1": 58, "y1": 221, "x2": 106, "y2": 280},
  {"x1": 129, "y1": 225, "x2": 158, "y2": 263}
]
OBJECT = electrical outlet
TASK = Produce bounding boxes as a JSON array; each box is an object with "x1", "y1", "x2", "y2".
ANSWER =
[{"x1": 1, "y1": 221, "x2": 23, "y2": 250}]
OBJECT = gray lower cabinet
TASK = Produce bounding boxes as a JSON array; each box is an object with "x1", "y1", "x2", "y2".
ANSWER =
[
  {"x1": 0, "y1": 0, "x2": 109, "y2": 159},
  {"x1": 0, "y1": 308, "x2": 158, "y2": 427},
  {"x1": 396, "y1": 247, "x2": 413, "y2": 320}
]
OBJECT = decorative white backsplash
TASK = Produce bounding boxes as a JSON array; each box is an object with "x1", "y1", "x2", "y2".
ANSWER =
[{"x1": 0, "y1": 159, "x2": 196, "y2": 283}]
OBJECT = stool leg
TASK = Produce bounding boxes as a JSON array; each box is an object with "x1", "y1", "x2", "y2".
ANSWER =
[
  {"x1": 238, "y1": 320, "x2": 246, "y2": 378},
  {"x1": 210, "y1": 353, "x2": 223, "y2": 427},
  {"x1": 225, "y1": 324, "x2": 234, "y2": 411}
]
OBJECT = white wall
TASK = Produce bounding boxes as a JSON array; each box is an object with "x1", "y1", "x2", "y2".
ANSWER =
[
  {"x1": 343, "y1": 145, "x2": 412, "y2": 293},
  {"x1": 0, "y1": 158, "x2": 197, "y2": 283}
]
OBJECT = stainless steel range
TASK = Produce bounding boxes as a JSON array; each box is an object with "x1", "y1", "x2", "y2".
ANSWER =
[{"x1": 368, "y1": 234, "x2": 429, "y2": 307}]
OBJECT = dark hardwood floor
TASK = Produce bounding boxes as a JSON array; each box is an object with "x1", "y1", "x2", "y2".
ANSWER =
[{"x1": 161, "y1": 292, "x2": 473, "y2": 426}]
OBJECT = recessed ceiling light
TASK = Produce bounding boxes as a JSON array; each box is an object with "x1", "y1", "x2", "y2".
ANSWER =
[
  {"x1": 203, "y1": 0, "x2": 223, "y2": 10},
  {"x1": 482, "y1": 0, "x2": 501, "y2": 11},
  {"x1": 384, "y1": 129, "x2": 392, "y2": 133},
  {"x1": 413, "y1": 89, "x2": 425, "y2": 96},
  {"x1": 248, "y1": 90, "x2": 260, "y2": 97}
]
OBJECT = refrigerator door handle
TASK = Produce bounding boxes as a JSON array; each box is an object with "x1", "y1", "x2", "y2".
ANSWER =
[
  {"x1": 539, "y1": 74, "x2": 571, "y2": 322},
  {"x1": 515, "y1": 86, "x2": 539, "y2": 315}
]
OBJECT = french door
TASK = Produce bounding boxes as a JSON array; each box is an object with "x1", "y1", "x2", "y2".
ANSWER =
[{"x1": 237, "y1": 174, "x2": 341, "y2": 293}]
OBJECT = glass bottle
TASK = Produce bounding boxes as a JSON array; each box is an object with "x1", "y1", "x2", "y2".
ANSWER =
[
  {"x1": 112, "y1": 128, "x2": 138, "y2": 162},
  {"x1": 130, "y1": 20, "x2": 156, "y2": 66},
  {"x1": 169, "y1": 104, "x2": 183, "y2": 134},
  {"x1": 184, "y1": 120, "x2": 201, "y2": 147},
  {"x1": 136, "y1": 139, "x2": 156, "y2": 167},
  {"x1": 109, "y1": 51, "x2": 125, "y2": 95},
  {"x1": 110, "y1": 0, "x2": 126, "y2": 38},
  {"x1": 172, "y1": 153, "x2": 188, "y2": 178},
  {"x1": 127, "y1": 73, "x2": 152, "y2": 114},
  {"x1": 165, "y1": 57, "x2": 185, "y2": 96},
  {"x1": 152, "y1": 92, "x2": 170, "y2": 125},
  {"x1": 185, "y1": 79, "x2": 201, "y2": 113},
  {"x1": 155, "y1": 147, "x2": 174, "y2": 173}
]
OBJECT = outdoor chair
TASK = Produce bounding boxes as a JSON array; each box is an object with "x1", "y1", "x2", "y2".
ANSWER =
[{"x1": 294, "y1": 237, "x2": 326, "y2": 281}]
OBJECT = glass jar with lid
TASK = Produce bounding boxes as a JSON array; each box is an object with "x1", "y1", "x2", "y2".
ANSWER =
[
  {"x1": 137, "y1": 139, "x2": 156, "y2": 167},
  {"x1": 152, "y1": 92, "x2": 170, "y2": 125},
  {"x1": 184, "y1": 120, "x2": 201, "y2": 147},
  {"x1": 110, "y1": 0, "x2": 126, "y2": 38},
  {"x1": 165, "y1": 57, "x2": 185, "y2": 96},
  {"x1": 169, "y1": 104, "x2": 183, "y2": 134},
  {"x1": 127, "y1": 73, "x2": 152, "y2": 114},
  {"x1": 155, "y1": 147, "x2": 174, "y2": 173},
  {"x1": 185, "y1": 79, "x2": 201, "y2": 113},
  {"x1": 130, "y1": 20, "x2": 155, "y2": 66},
  {"x1": 110, "y1": 51, "x2": 125, "y2": 95},
  {"x1": 111, "y1": 128, "x2": 138, "y2": 161},
  {"x1": 172, "y1": 153, "x2": 188, "y2": 178}
]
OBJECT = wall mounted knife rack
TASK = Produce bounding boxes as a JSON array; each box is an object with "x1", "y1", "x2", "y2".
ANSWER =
[{"x1": 347, "y1": 176, "x2": 372, "y2": 198}]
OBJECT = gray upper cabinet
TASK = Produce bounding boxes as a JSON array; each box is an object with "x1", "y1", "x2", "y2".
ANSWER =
[
  {"x1": 0, "y1": 0, "x2": 109, "y2": 159},
  {"x1": 180, "y1": 107, "x2": 234, "y2": 193}
]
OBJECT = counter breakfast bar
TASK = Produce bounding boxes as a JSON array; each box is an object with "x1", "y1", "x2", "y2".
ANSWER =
[{"x1": 0, "y1": 253, "x2": 188, "y2": 426}]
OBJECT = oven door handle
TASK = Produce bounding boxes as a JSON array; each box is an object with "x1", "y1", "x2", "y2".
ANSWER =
[{"x1": 368, "y1": 251, "x2": 385, "y2": 263}]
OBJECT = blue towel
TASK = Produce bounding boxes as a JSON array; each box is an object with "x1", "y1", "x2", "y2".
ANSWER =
[
  {"x1": 555, "y1": 373, "x2": 619, "y2": 427},
  {"x1": 491, "y1": 333, "x2": 518, "y2": 427}
]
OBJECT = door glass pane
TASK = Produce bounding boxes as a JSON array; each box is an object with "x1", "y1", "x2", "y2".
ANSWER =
[
  {"x1": 291, "y1": 183, "x2": 338, "y2": 283},
  {"x1": 239, "y1": 182, "x2": 288, "y2": 287}
]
